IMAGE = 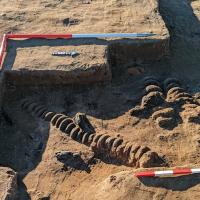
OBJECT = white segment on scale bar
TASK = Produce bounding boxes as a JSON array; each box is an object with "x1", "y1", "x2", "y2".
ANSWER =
[
  {"x1": 191, "y1": 168, "x2": 200, "y2": 173},
  {"x1": 73, "y1": 33, "x2": 156, "y2": 38},
  {"x1": 155, "y1": 170, "x2": 174, "y2": 176}
]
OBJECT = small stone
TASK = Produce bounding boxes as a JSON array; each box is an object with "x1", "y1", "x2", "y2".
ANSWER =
[{"x1": 73, "y1": 113, "x2": 95, "y2": 134}]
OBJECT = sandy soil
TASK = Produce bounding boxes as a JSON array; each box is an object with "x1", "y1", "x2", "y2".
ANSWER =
[
  {"x1": 0, "y1": 0, "x2": 167, "y2": 36},
  {"x1": 0, "y1": 0, "x2": 200, "y2": 200},
  {"x1": 0, "y1": 0, "x2": 169, "y2": 74}
]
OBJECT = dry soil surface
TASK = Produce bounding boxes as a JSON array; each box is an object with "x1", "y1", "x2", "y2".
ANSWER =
[
  {"x1": 0, "y1": 0, "x2": 167, "y2": 36},
  {"x1": 1, "y1": 0, "x2": 200, "y2": 200}
]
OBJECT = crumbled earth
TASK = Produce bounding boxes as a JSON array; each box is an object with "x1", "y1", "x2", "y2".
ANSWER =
[
  {"x1": 1, "y1": 0, "x2": 200, "y2": 200},
  {"x1": 0, "y1": 167, "x2": 17, "y2": 200}
]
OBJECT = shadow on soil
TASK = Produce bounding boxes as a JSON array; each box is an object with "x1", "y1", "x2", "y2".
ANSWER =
[
  {"x1": 0, "y1": 91, "x2": 50, "y2": 200},
  {"x1": 139, "y1": 173, "x2": 200, "y2": 191},
  {"x1": 158, "y1": 0, "x2": 200, "y2": 81},
  {"x1": 159, "y1": 0, "x2": 200, "y2": 39}
]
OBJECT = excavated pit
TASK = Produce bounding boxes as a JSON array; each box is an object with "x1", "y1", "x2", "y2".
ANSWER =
[
  {"x1": 1, "y1": 0, "x2": 200, "y2": 200},
  {"x1": 2, "y1": 39, "x2": 111, "y2": 86},
  {"x1": 0, "y1": 0, "x2": 169, "y2": 86}
]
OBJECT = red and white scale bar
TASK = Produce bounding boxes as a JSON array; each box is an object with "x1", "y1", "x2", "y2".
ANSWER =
[
  {"x1": 6, "y1": 33, "x2": 155, "y2": 39},
  {"x1": 135, "y1": 168, "x2": 200, "y2": 177},
  {"x1": 0, "y1": 32, "x2": 155, "y2": 68}
]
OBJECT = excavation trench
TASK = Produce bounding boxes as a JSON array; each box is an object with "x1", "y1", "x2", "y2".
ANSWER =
[{"x1": 1, "y1": 0, "x2": 200, "y2": 199}]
